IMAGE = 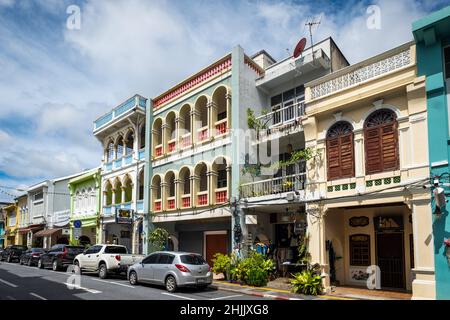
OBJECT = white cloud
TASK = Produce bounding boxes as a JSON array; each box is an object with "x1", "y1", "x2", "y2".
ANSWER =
[{"x1": 0, "y1": 0, "x2": 14, "y2": 8}]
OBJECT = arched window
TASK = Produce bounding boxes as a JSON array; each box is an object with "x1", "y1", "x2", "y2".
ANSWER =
[
  {"x1": 138, "y1": 170, "x2": 144, "y2": 200},
  {"x1": 107, "y1": 141, "x2": 114, "y2": 162},
  {"x1": 125, "y1": 131, "x2": 134, "y2": 155},
  {"x1": 326, "y1": 121, "x2": 355, "y2": 180},
  {"x1": 116, "y1": 136, "x2": 124, "y2": 158},
  {"x1": 364, "y1": 109, "x2": 399, "y2": 174},
  {"x1": 139, "y1": 125, "x2": 146, "y2": 149}
]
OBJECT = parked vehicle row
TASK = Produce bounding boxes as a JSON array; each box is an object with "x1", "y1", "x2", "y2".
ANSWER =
[{"x1": 0, "y1": 244, "x2": 213, "y2": 292}]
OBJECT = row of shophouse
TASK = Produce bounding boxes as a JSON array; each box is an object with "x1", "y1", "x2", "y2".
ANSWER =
[{"x1": 1, "y1": 6, "x2": 449, "y2": 300}]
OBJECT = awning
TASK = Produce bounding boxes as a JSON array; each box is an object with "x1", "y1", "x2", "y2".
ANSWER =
[
  {"x1": 19, "y1": 224, "x2": 45, "y2": 234},
  {"x1": 34, "y1": 228, "x2": 62, "y2": 237}
]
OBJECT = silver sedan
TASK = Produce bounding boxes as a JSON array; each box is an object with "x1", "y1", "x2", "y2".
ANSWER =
[{"x1": 127, "y1": 251, "x2": 213, "y2": 292}]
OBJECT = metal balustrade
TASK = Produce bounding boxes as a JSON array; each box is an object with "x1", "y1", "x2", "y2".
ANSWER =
[
  {"x1": 167, "y1": 197, "x2": 176, "y2": 210},
  {"x1": 154, "y1": 200, "x2": 162, "y2": 212},
  {"x1": 197, "y1": 192, "x2": 208, "y2": 206},
  {"x1": 181, "y1": 194, "x2": 191, "y2": 208},
  {"x1": 181, "y1": 133, "x2": 192, "y2": 148},
  {"x1": 215, "y1": 189, "x2": 228, "y2": 204},
  {"x1": 197, "y1": 126, "x2": 209, "y2": 142},
  {"x1": 168, "y1": 140, "x2": 176, "y2": 153},
  {"x1": 240, "y1": 172, "x2": 306, "y2": 198},
  {"x1": 215, "y1": 119, "x2": 228, "y2": 135},
  {"x1": 94, "y1": 95, "x2": 147, "y2": 130}
]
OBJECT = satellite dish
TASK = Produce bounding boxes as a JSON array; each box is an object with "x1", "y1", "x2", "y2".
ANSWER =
[{"x1": 293, "y1": 38, "x2": 307, "y2": 59}]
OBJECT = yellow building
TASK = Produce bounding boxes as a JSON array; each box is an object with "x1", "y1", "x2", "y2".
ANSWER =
[
  {"x1": 3, "y1": 203, "x2": 19, "y2": 246},
  {"x1": 15, "y1": 195, "x2": 29, "y2": 246},
  {"x1": 304, "y1": 42, "x2": 435, "y2": 299}
]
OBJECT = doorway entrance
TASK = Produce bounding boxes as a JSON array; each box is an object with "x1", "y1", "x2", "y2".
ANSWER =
[{"x1": 204, "y1": 231, "x2": 228, "y2": 266}]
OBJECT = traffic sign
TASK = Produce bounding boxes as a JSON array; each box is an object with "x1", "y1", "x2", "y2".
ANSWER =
[
  {"x1": 73, "y1": 228, "x2": 82, "y2": 240},
  {"x1": 73, "y1": 220, "x2": 82, "y2": 228}
]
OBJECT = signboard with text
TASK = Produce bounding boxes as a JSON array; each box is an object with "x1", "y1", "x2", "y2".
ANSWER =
[{"x1": 116, "y1": 209, "x2": 133, "y2": 224}]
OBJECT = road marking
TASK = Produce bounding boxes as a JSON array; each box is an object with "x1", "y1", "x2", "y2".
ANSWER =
[
  {"x1": 161, "y1": 292, "x2": 196, "y2": 300},
  {"x1": 0, "y1": 278, "x2": 18, "y2": 288},
  {"x1": 30, "y1": 292, "x2": 47, "y2": 300},
  {"x1": 210, "y1": 294, "x2": 243, "y2": 300},
  {"x1": 66, "y1": 284, "x2": 102, "y2": 294},
  {"x1": 92, "y1": 278, "x2": 135, "y2": 289}
]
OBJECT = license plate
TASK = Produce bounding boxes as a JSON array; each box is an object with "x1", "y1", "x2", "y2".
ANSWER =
[{"x1": 197, "y1": 278, "x2": 206, "y2": 284}]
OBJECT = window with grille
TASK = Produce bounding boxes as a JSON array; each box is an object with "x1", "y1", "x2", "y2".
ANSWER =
[
  {"x1": 217, "y1": 168, "x2": 227, "y2": 188},
  {"x1": 364, "y1": 109, "x2": 399, "y2": 174},
  {"x1": 326, "y1": 121, "x2": 355, "y2": 180},
  {"x1": 350, "y1": 234, "x2": 371, "y2": 266}
]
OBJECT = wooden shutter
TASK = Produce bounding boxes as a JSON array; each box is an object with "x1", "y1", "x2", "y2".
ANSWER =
[
  {"x1": 381, "y1": 122, "x2": 399, "y2": 171},
  {"x1": 327, "y1": 132, "x2": 355, "y2": 180},
  {"x1": 365, "y1": 127, "x2": 382, "y2": 174}
]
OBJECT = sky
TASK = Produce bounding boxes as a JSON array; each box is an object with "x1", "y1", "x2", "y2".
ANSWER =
[{"x1": 0, "y1": 0, "x2": 448, "y2": 201}]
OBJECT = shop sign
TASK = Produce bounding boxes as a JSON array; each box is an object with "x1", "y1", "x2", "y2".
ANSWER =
[
  {"x1": 349, "y1": 216, "x2": 369, "y2": 227},
  {"x1": 62, "y1": 228, "x2": 70, "y2": 235},
  {"x1": 374, "y1": 216, "x2": 403, "y2": 232},
  {"x1": 116, "y1": 209, "x2": 133, "y2": 224}
]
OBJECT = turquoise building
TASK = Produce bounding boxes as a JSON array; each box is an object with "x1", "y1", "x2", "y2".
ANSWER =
[{"x1": 413, "y1": 6, "x2": 450, "y2": 299}]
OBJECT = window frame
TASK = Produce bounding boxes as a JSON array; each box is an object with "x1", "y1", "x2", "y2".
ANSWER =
[{"x1": 349, "y1": 234, "x2": 371, "y2": 267}]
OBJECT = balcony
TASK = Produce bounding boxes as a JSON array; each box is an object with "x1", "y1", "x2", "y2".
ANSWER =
[
  {"x1": 104, "y1": 162, "x2": 113, "y2": 172},
  {"x1": 136, "y1": 200, "x2": 144, "y2": 212},
  {"x1": 103, "y1": 205, "x2": 113, "y2": 216},
  {"x1": 154, "y1": 199, "x2": 162, "y2": 212},
  {"x1": 155, "y1": 145, "x2": 163, "y2": 157},
  {"x1": 113, "y1": 158, "x2": 122, "y2": 169},
  {"x1": 94, "y1": 95, "x2": 147, "y2": 133},
  {"x1": 308, "y1": 44, "x2": 412, "y2": 101},
  {"x1": 215, "y1": 188, "x2": 228, "y2": 204},
  {"x1": 256, "y1": 101, "x2": 305, "y2": 141},
  {"x1": 240, "y1": 172, "x2": 306, "y2": 198},
  {"x1": 138, "y1": 149, "x2": 145, "y2": 160},
  {"x1": 168, "y1": 139, "x2": 176, "y2": 153},
  {"x1": 181, "y1": 133, "x2": 192, "y2": 149},
  {"x1": 181, "y1": 194, "x2": 191, "y2": 208},
  {"x1": 197, "y1": 126, "x2": 209, "y2": 143},
  {"x1": 197, "y1": 191, "x2": 208, "y2": 206},
  {"x1": 124, "y1": 154, "x2": 133, "y2": 165},
  {"x1": 167, "y1": 197, "x2": 176, "y2": 210},
  {"x1": 215, "y1": 119, "x2": 228, "y2": 136}
]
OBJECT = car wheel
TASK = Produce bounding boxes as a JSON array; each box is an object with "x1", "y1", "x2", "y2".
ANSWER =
[
  {"x1": 38, "y1": 259, "x2": 44, "y2": 269},
  {"x1": 52, "y1": 260, "x2": 59, "y2": 271},
  {"x1": 98, "y1": 264, "x2": 107, "y2": 279},
  {"x1": 129, "y1": 271, "x2": 138, "y2": 285},
  {"x1": 165, "y1": 275, "x2": 177, "y2": 293}
]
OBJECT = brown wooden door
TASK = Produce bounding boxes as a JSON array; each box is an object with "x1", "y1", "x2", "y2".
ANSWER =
[
  {"x1": 376, "y1": 233, "x2": 405, "y2": 289},
  {"x1": 205, "y1": 233, "x2": 228, "y2": 266}
]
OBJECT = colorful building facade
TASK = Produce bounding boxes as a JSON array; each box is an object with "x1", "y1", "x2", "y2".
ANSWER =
[
  {"x1": 16, "y1": 194, "x2": 29, "y2": 246},
  {"x1": 413, "y1": 5, "x2": 450, "y2": 300},
  {"x1": 68, "y1": 168, "x2": 102, "y2": 246},
  {"x1": 303, "y1": 41, "x2": 435, "y2": 299},
  {"x1": 3, "y1": 203, "x2": 19, "y2": 246}
]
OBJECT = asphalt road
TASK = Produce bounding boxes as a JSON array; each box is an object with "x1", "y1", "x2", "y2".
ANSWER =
[{"x1": 0, "y1": 261, "x2": 269, "y2": 301}]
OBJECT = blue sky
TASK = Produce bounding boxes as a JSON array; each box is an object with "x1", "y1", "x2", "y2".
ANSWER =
[{"x1": 0, "y1": 0, "x2": 448, "y2": 201}]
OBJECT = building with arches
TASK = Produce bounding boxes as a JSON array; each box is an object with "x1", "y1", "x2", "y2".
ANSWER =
[
  {"x1": 93, "y1": 95, "x2": 148, "y2": 254},
  {"x1": 303, "y1": 41, "x2": 434, "y2": 299}
]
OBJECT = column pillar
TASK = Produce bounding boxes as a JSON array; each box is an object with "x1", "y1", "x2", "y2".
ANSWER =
[
  {"x1": 121, "y1": 186, "x2": 126, "y2": 204},
  {"x1": 162, "y1": 123, "x2": 169, "y2": 155},
  {"x1": 161, "y1": 182, "x2": 168, "y2": 211},
  {"x1": 175, "y1": 117, "x2": 182, "y2": 150},
  {"x1": 174, "y1": 179, "x2": 180, "y2": 209},
  {"x1": 190, "y1": 109, "x2": 198, "y2": 145},
  {"x1": 226, "y1": 92, "x2": 232, "y2": 130},
  {"x1": 111, "y1": 188, "x2": 116, "y2": 205},
  {"x1": 226, "y1": 165, "x2": 232, "y2": 199},
  {"x1": 208, "y1": 171, "x2": 218, "y2": 205},
  {"x1": 103, "y1": 191, "x2": 108, "y2": 207},
  {"x1": 207, "y1": 101, "x2": 217, "y2": 136}
]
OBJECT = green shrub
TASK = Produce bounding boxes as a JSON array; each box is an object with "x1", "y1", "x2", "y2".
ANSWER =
[
  {"x1": 228, "y1": 251, "x2": 274, "y2": 287},
  {"x1": 290, "y1": 269, "x2": 324, "y2": 296},
  {"x1": 211, "y1": 253, "x2": 231, "y2": 278}
]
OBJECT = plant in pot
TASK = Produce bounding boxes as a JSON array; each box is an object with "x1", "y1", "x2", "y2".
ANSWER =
[
  {"x1": 149, "y1": 227, "x2": 169, "y2": 251},
  {"x1": 211, "y1": 253, "x2": 231, "y2": 280},
  {"x1": 290, "y1": 264, "x2": 324, "y2": 296}
]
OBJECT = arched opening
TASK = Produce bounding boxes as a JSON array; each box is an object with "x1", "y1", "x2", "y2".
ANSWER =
[
  {"x1": 105, "y1": 181, "x2": 113, "y2": 206},
  {"x1": 125, "y1": 130, "x2": 134, "y2": 156},
  {"x1": 114, "y1": 178, "x2": 122, "y2": 205},
  {"x1": 75, "y1": 191, "x2": 81, "y2": 213},
  {"x1": 212, "y1": 86, "x2": 228, "y2": 135},
  {"x1": 212, "y1": 157, "x2": 228, "y2": 204},
  {"x1": 326, "y1": 121, "x2": 355, "y2": 180},
  {"x1": 106, "y1": 140, "x2": 115, "y2": 163},
  {"x1": 195, "y1": 96, "x2": 209, "y2": 143},
  {"x1": 194, "y1": 162, "x2": 209, "y2": 206},
  {"x1": 151, "y1": 175, "x2": 162, "y2": 212},
  {"x1": 139, "y1": 124, "x2": 146, "y2": 149},
  {"x1": 78, "y1": 235, "x2": 91, "y2": 247},
  {"x1": 364, "y1": 109, "x2": 399, "y2": 174},
  {"x1": 153, "y1": 118, "x2": 163, "y2": 157},
  {"x1": 165, "y1": 171, "x2": 176, "y2": 210},
  {"x1": 166, "y1": 112, "x2": 177, "y2": 153},
  {"x1": 138, "y1": 170, "x2": 144, "y2": 201},
  {"x1": 123, "y1": 175, "x2": 133, "y2": 203},
  {"x1": 179, "y1": 167, "x2": 191, "y2": 208},
  {"x1": 179, "y1": 104, "x2": 192, "y2": 148},
  {"x1": 116, "y1": 136, "x2": 124, "y2": 159}
]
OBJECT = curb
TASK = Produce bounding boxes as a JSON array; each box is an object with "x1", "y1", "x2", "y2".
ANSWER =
[{"x1": 211, "y1": 283, "x2": 304, "y2": 300}]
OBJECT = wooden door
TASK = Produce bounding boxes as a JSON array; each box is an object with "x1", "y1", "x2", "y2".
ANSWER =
[
  {"x1": 376, "y1": 232, "x2": 405, "y2": 289},
  {"x1": 205, "y1": 233, "x2": 228, "y2": 266}
]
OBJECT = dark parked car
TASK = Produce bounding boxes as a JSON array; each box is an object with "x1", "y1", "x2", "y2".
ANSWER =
[
  {"x1": 38, "y1": 244, "x2": 85, "y2": 271},
  {"x1": 19, "y1": 248, "x2": 45, "y2": 266},
  {"x1": 0, "y1": 245, "x2": 28, "y2": 263}
]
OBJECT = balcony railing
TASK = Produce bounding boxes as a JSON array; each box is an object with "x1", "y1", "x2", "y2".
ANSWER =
[
  {"x1": 309, "y1": 46, "x2": 412, "y2": 100},
  {"x1": 215, "y1": 188, "x2": 228, "y2": 204},
  {"x1": 167, "y1": 197, "x2": 176, "y2": 210},
  {"x1": 181, "y1": 133, "x2": 192, "y2": 148},
  {"x1": 94, "y1": 95, "x2": 147, "y2": 130},
  {"x1": 138, "y1": 148, "x2": 145, "y2": 160},
  {"x1": 124, "y1": 154, "x2": 133, "y2": 165},
  {"x1": 181, "y1": 194, "x2": 191, "y2": 208},
  {"x1": 197, "y1": 126, "x2": 209, "y2": 142},
  {"x1": 137, "y1": 200, "x2": 144, "y2": 212},
  {"x1": 215, "y1": 119, "x2": 228, "y2": 136},
  {"x1": 155, "y1": 145, "x2": 163, "y2": 157},
  {"x1": 197, "y1": 191, "x2": 208, "y2": 206},
  {"x1": 256, "y1": 101, "x2": 305, "y2": 138},
  {"x1": 114, "y1": 158, "x2": 122, "y2": 169},
  {"x1": 104, "y1": 162, "x2": 113, "y2": 172},
  {"x1": 240, "y1": 172, "x2": 306, "y2": 198},
  {"x1": 103, "y1": 205, "x2": 113, "y2": 215},
  {"x1": 154, "y1": 200, "x2": 162, "y2": 212},
  {"x1": 168, "y1": 139, "x2": 176, "y2": 153}
]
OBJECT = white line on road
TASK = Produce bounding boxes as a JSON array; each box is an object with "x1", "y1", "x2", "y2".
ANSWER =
[
  {"x1": 30, "y1": 292, "x2": 47, "y2": 300},
  {"x1": 66, "y1": 284, "x2": 102, "y2": 294},
  {"x1": 210, "y1": 294, "x2": 243, "y2": 300},
  {"x1": 161, "y1": 292, "x2": 197, "y2": 300},
  {"x1": 0, "y1": 278, "x2": 18, "y2": 288},
  {"x1": 92, "y1": 278, "x2": 135, "y2": 289}
]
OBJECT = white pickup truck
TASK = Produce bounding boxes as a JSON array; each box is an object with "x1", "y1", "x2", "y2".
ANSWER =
[{"x1": 73, "y1": 244, "x2": 145, "y2": 279}]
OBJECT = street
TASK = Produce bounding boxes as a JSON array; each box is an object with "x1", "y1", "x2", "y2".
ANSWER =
[{"x1": 0, "y1": 262, "x2": 270, "y2": 301}]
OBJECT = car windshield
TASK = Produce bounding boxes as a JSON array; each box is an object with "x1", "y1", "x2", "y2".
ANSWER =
[
  {"x1": 104, "y1": 246, "x2": 127, "y2": 254},
  {"x1": 180, "y1": 254, "x2": 206, "y2": 265},
  {"x1": 66, "y1": 246, "x2": 85, "y2": 254}
]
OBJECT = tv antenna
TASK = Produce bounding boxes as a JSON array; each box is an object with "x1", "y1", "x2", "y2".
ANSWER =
[{"x1": 305, "y1": 16, "x2": 321, "y2": 62}]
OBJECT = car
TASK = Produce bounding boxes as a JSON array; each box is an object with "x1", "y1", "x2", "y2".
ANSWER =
[
  {"x1": 127, "y1": 252, "x2": 212, "y2": 293},
  {"x1": 0, "y1": 245, "x2": 28, "y2": 263},
  {"x1": 38, "y1": 244, "x2": 85, "y2": 271},
  {"x1": 73, "y1": 244, "x2": 145, "y2": 279},
  {"x1": 19, "y1": 248, "x2": 45, "y2": 266}
]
